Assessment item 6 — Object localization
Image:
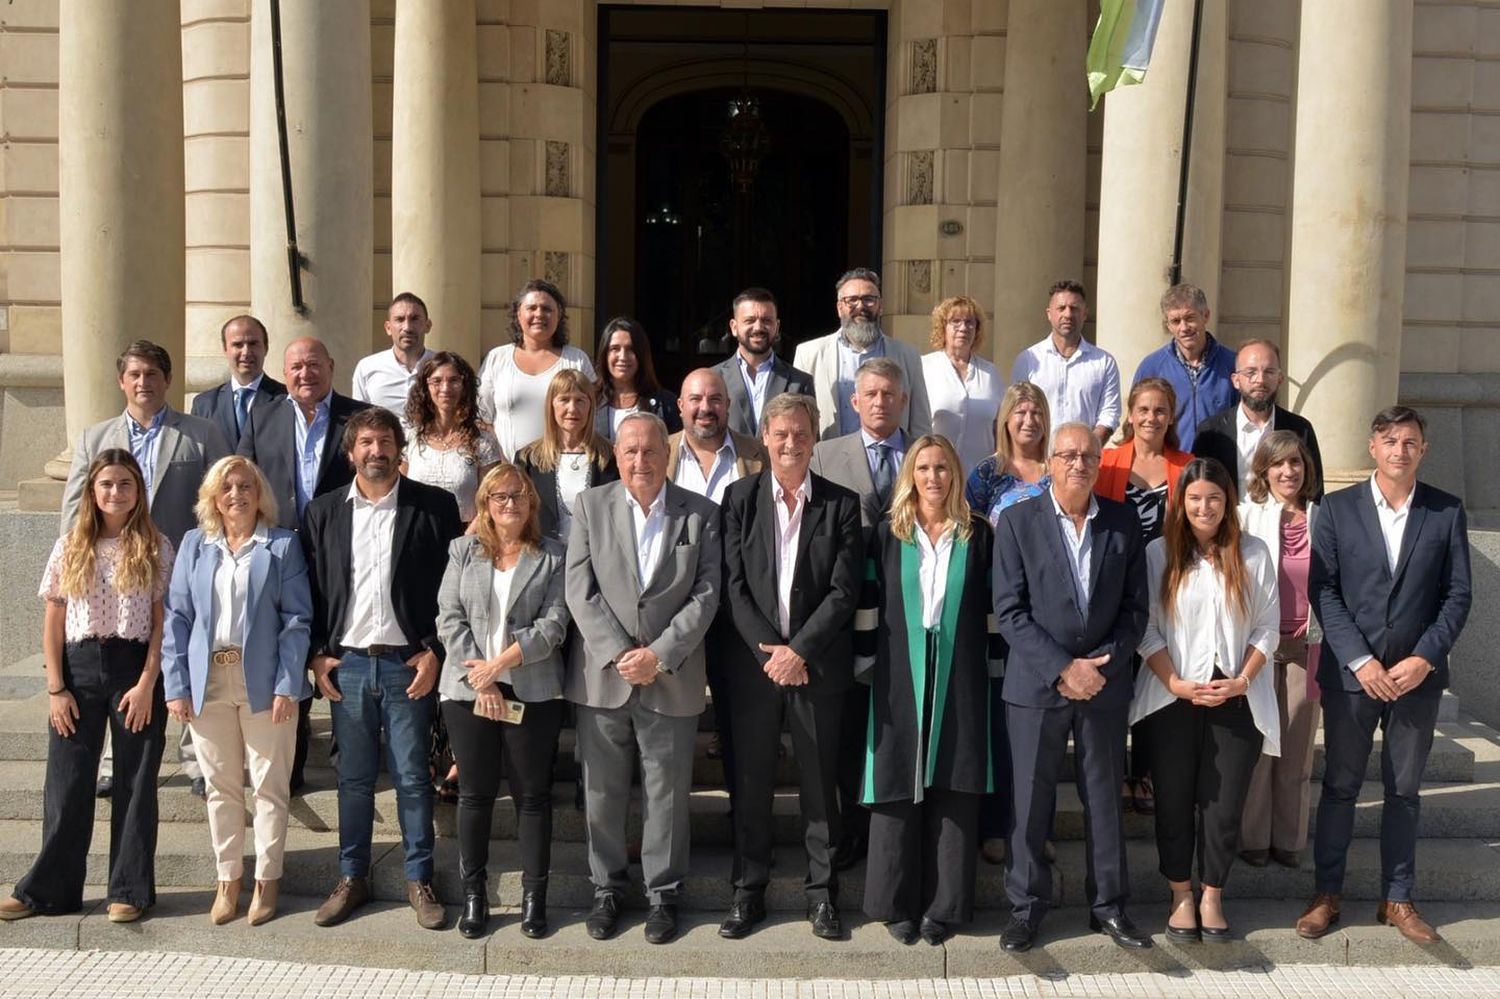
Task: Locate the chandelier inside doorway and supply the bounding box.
[719,16,770,193]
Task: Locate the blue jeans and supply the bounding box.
[328,652,434,881]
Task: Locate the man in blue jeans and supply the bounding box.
[303,407,462,928]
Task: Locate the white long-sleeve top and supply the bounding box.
[1131,534,1283,756]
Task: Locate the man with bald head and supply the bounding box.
[192,314,286,447]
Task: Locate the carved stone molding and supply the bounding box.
[911,39,937,94]
[544,251,569,290]
[545,29,571,87]
[907,150,933,205]
[545,140,570,197]
[908,259,932,297]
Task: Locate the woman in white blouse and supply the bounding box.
[1133,457,1279,943]
[402,351,502,524]
[513,368,618,542]
[477,278,596,458]
[919,296,1002,475]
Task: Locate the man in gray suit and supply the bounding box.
[712,287,815,438]
[564,412,721,945]
[60,339,230,798]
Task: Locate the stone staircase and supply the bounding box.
[0,651,1497,978]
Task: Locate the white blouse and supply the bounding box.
[1132,534,1283,755]
[554,455,593,541]
[485,564,517,661]
[914,524,955,629]
[920,351,1002,475]
[404,429,503,522]
[210,528,269,649]
[476,344,595,458]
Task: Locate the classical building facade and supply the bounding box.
[0,0,1497,511]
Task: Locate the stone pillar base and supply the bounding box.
[1321,468,1373,491]
[17,477,63,513]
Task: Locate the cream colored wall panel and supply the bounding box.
[1400,325,1460,372]
[8,304,60,353]
[936,207,970,257]
[371,22,395,77]
[480,139,512,195]
[477,0,509,24]
[185,135,251,191]
[967,205,996,260]
[1224,97,1289,151]
[1460,327,1500,371]
[7,250,58,301]
[510,85,587,140]
[1473,61,1500,108]
[4,196,57,248]
[183,192,248,247]
[1223,153,1288,208]
[373,138,393,192]
[891,94,942,150]
[1477,7,1500,55]
[1467,167,1500,212]
[477,25,511,81]
[372,81,394,138]
[1230,0,1296,38]
[181,21,249,81]
[509,26,538,83]
[183,79,249,135]
[1410,112,1470,161]
[1412,56,1478,108]
[972,0,1007,32]
[1406,219,1467,269]
[478,82,513,137]
[967,91,1000,146]
[1215,265,1282,324]
[181,0,250,22]
[1463,272,1500,323]
[890,205,939,259]
[1470,115,1500,162]
[942,148,970,204]
[1409,165,1470,214]
[969,148,998,205]
[1404,271,1463,323]
[0,32,58,81]
[1221,211,1286,263]
[1414,3,1476,53]
[186,247,249,304]
[1227,40,1294,98]
[480,253,513,306]
[0,1,58,29]
[0,143,56,195]
[0,89,57,141]
[970,33,1005,90]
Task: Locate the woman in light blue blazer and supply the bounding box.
[437,462,570,941]
[162,455,311,928]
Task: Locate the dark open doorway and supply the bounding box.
[597,6,885,389]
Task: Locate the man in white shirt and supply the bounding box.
[1010,280,1121,447]
[351,292,436,414]
[713,287,816,438]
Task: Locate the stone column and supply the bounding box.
[1285,0,1413,477]
[1094,0,1226,386]
[249,0,373,391]
[53,0,186,477]
[391,0,481,360]
[992,0,1088,369]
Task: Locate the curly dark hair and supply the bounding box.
[403,351,487,463]
[508,278,570,347]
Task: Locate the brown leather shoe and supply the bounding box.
[408,880,446,930]
[248,879,279,926]
[314,876,370,927]
[1377,900,1440,944]
[209,880,241,925]
[1295,892,1340,939]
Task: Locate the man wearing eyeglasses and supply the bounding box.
[793,268,932,441]
[1191,339,1324,500]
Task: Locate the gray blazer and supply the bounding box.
[711,353,815,438]
[563,480,721,717]
[60,406,230,546]
[436,534,570,703]
[810,430,885,530]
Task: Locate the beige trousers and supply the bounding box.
[188,660,297,880]
[1240,637,1322,853]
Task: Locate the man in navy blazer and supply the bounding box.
[191,315,287,448]
[1299,406,1471,945]
[992,423,1150,953]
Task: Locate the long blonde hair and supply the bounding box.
[59,450,163,598]
[993,381,1050,465]
[472,463,543,559]
[516,368,613,474]
[888,435,973,545]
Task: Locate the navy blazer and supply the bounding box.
[192,375,287,448]
[992,492,1149,711]
[236,392,371,532]
[1310,479,1471,695]
[161,526,313,715]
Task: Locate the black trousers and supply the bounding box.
[1141,692,1263,887]
[14,638,165,913]
[978,676,1011,840]
[864,787,979,924]
[836,683,871,844]
[1128,655,1152,782]
[727,671,843,903]
[1006,700,1129,925]
[442,693,565,894]
[1315,686,1440,902]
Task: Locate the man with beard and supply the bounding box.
[1010,280,1121,448]
[303,406,463,929]
[713,287,815,438]
[1131,283,1238,451]
[1192,339,1324,500]
[351,292,436,413]
[794,268,932,440]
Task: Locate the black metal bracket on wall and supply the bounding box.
[269,0,309,315]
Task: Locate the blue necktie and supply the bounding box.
[872,442,894,502]
[235,388,252,432]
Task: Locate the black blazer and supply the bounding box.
[303,475,463,659]
[1310,479,1471,695]
[236,392,371,532]
[713,353,816,438]
[1193,404,1325,500]
[593,389,683,439]
[513,448,620,541]
[720,470,864,695]
[992,492,1149,712]
[192,375,287,448]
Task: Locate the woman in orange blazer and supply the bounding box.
[1095,376,1193,815]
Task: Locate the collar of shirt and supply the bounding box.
[861,427,905,453]
[231,373,265,394]
[1238,406,1273,436]
[124,405,169,435]
[1172,331,1222,370]
[211,523,270,557]
[914,522,955,557]
[290,391,332,428]
[771,471,813,507]
[1049,489,1100,525]
[347,477,401,511]
[738,352,772,379]
[390,347,435,373]
[1369,473,1412,514]
[1044,335,1094,363]
[624,483,668,519]
[837,332,885,360]
[682,433,736,467]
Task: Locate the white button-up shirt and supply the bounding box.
[626,485,669,588]
[673,435,740,505]
[1050,490,1099,613]
[914,523,955,629]
[1011,335,1122,433]
[1235,407,1274,496]
[210,526,268,650]
[351,347,435,414]
[485,564,517,661]
[921,350,1002,474]
[772,473,813,637]
[1348,474,1413,673]
[341,479,407,648]
[737,353,774,431]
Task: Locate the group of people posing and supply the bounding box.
[0,269,1471,958]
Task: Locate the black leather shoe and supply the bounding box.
[718,898,766,939]
[458,893,488,939]
[520,889,547,939]
[1000,915,1036,952]
[919,917,950,945]
[832,836,867,873]
[1090,912,1153,949]
[886,919,919,945]
[809,900,843,940]
[586,892,623,941]
[644,903,678,944]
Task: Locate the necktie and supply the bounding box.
[872,441,894,502]
[235,387,252,432]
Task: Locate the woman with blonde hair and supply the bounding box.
[159,455,311,926]
[437,463,571,940]
[920,296,1002,473]
[0,451,174,923]
[854,435,1002,946]
[1132,457,1280,942]
[513,367,619,541]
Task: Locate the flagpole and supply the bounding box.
[1168,0,1205,286]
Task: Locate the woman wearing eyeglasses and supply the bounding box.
[920,296,1001,474]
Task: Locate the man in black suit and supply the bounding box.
[236,336,370,533]
[992,422,1151,952]
[303,406,463,930]
[1298,405,1471,945]
[191,315,287,447]
[718,392,863,941]
[713,287,815,438]
[1193,338,1323,499]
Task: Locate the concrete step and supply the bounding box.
[1,818,1497,910]
[0,887,1496,977]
